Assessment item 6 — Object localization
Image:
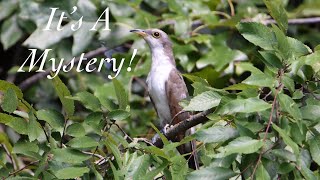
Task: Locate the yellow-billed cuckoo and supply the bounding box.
[130,28,198,169]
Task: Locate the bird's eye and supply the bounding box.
[152,32,161,38]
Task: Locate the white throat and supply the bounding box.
[147,47,175,126]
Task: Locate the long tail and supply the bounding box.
[176,127,199,169]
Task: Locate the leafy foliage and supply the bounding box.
[0,0,320,179]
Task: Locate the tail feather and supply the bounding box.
[175,127,199,170]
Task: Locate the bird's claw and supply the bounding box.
[163,124,173,134]
[151,124,172,144]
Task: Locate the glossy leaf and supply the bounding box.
[237,22,276,50]
[1,88,18,113]
[36,109,64,132]
[66,136,99,149]
[195,126,238,143]
[187,167,236,180]
[217,98,271,115]
[52,75,74,117]
[68,91,101,112]
[184,91,221,111]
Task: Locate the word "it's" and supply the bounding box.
[43,6,110,31]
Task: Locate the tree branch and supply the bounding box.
[152,109,213,147]
[242,17,320,25]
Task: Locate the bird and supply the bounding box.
[130,28,198,169]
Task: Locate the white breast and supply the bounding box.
[147,47,174,126]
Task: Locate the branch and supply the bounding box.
[242,17,320,25]
[250,83,283,179]
[152,109,213,147]
[8,160,39,177]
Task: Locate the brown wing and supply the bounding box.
[165,69,199,169]
[165,68,190,125]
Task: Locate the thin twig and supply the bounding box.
[8,160,39,177]
[227,0,235,16]
[112,121,134,143]
[2,144,16,171]
[60,118,68,148]
[250,83,283,179]
[242,17,320,25]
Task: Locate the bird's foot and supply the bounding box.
[151,124,172,144]
[163,124,170,134]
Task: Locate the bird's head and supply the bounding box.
[130,29,172,50]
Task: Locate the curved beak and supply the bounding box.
[130,29,147,37]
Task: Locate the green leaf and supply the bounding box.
[217,97,271,115]
[282,75,295,93]
[0,0,18,21]
[195,126,238,143]
[52,148,90,164]
[66,123,86,137]
[255,163,271,180]
[215,137,263,157]
[94,84,117,111]
[243,73,275,87]
[0,15,23,50]
[301,105,320,121]
[36,109,64,133]
[286,37,311,58]
[259,51,283,69]
[309,137,320,166]
[210,154,237,168]
[143,162,169,180]
[72,22,97,56]
[278,93,302,121]
[297,149,317,180]
[298,51,320,74]
[271,149,296,162]
[0,80,23,99]
[0,132,13,153]
[126,154,151,179]
[184,91,221,111]
[108,110,130,121]
[278,163,295,174]
[264,0,288,32]
[237,22,276,50]
[105,140,122,168]
[224,83,258,91]
[13,141,38,154]
[187,167,236,180]
[52,75,74,117]
[27,112,44,142]
[196,45,244,72]
[13,141,40,159]
[55,167,90,179]
[272,124,299,156]
[23,21,74,50]
[1,88,18,113]
[66,136,99,149]
[113,79,128,110]
[170,155,188,180]
[272,25,310,60]
[85,112,104,134]
[68,91,101,112]
[6,117,28,135]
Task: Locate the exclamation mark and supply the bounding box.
[127,49,137,72]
